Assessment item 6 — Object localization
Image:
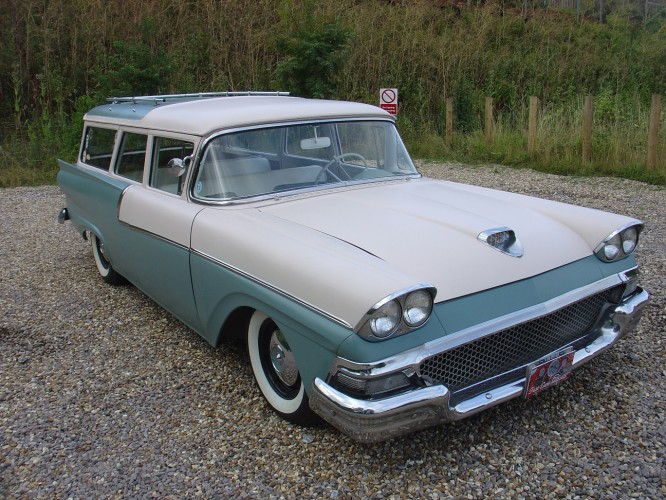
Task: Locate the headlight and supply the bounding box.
[595,223,642,262]
[369,300,401,338]
[621,226,638,254]
[356,285,436,341]
[403,290,433,327]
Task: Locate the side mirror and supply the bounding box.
[166,156,191,177]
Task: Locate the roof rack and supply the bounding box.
[106,91,291,105]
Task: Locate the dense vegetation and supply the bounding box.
[0,0,664,186]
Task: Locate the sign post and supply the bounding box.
[379,88,398,115]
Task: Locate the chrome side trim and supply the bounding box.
[190,248,353,330]
[116,219,190,251]
[114,186,190,251]
[116,184,133,221]
[310,287,650,442]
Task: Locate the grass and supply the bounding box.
[401,100,666,186]
[2,99,664,188]
[0,137,62,188]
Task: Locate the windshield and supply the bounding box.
[192,120,417,201]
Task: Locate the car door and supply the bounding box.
[114,132,204,332]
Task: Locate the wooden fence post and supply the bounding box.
[582,95,593,163]
[485,97,493,144]
[446,97,453,146]
[528,96,538,154]
[647,94,661,169]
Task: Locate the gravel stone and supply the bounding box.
[1,163,664,498]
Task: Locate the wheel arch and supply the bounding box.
[203,293,350,396]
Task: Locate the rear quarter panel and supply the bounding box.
[57,159,130,249]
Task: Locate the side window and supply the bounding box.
[81,127,116,170]
[150,137,194,194]
[115,132,148,182]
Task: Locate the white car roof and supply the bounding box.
[84,94,393,136]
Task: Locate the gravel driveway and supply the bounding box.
[1,163,664,498]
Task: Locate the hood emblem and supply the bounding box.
[478,227,524,258]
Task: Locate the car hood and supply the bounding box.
[259,178,635,303]
[192,178,637,329]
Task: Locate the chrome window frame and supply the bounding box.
[187,117,421,206]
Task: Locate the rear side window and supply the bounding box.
[150,137,194,194]
[115,132,148,182]
[81,127,116,170]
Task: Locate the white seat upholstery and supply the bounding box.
[196,155,321,199]
[223,164,321,198]
[221,156,271,176]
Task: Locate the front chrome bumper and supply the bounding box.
[310,287,650,443]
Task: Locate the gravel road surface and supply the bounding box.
[1,163,664,498]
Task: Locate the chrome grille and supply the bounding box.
[419,286,621,397]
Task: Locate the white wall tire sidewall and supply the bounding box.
[91,234,111,278]
[248,311,305,415]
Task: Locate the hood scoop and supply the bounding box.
[478,227,524,257]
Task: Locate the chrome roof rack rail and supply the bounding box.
[106,91,291,105]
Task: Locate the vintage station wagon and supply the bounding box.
[57,92,650,442]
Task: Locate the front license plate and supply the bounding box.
[524,350,575,400]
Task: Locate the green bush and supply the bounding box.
[274,2,352,98]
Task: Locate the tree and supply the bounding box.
[274,3,353,99]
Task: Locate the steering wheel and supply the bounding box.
[314,153,369,185]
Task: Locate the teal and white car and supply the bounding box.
[57,92,650,442]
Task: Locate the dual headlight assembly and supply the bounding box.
[356,286,436,341]
[595,223,642,263]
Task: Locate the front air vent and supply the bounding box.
[478,227,524,257]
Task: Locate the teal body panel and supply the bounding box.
[112,227,202,331]
[336,254,637,363]
[57,159,130,240]
[433,254,636,334]
[57,160,201,332]
[87,104,154,121]
[190,252,354,391]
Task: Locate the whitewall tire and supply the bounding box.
[90,233,125,286]
[247,311,317,425]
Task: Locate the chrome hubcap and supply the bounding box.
[269,329,298,387]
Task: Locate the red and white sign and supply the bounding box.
[379,88,398,115]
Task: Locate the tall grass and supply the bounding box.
[0,0,664,186]
[401,95,666,184]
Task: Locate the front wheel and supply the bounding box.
[90,233,126,285]
[247,311,318,425]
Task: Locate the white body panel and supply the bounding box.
[190,178,637,327]
[191,206,420,327]
[118,186,203,247]
[85,97,391,136]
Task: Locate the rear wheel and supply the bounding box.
[90,233,125,285]
[247,311,318,425]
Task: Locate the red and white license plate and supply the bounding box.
[524,349,575,400]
